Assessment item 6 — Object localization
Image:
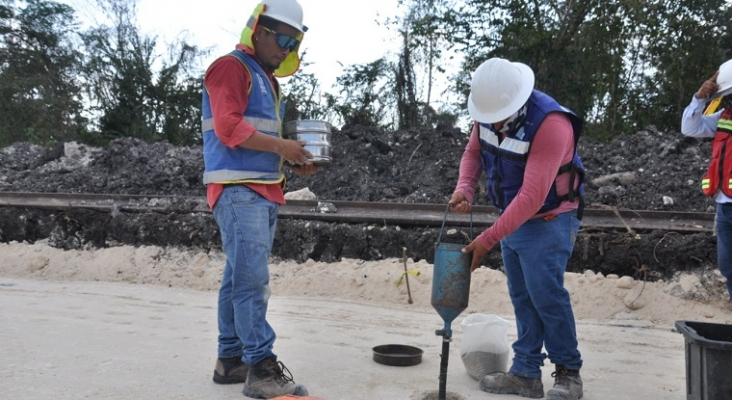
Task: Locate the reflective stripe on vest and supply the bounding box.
[719,118,732,132]
[478,126,530,163]
[201,116,281,136]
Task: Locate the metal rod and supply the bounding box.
[402,247,413,304]
[438,338,450,400]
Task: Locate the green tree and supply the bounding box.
[638,0,732,132]
[327,58,395,130]
[445,0,631,134]
[399,0,731,140]
[395,30,419,129]
[401,0,455,101]
[281,53,332,124]
[390,0,459,129]
[0,0,86,147]
[79,0,206,145]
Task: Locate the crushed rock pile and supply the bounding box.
[0,124,721,286]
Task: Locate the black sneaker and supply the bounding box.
[242,357,308,399]
[213,357,249,384]
[479,371,544,398]
[546,365,583,400]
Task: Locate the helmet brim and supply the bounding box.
[268,16,304,33]
[468,62,535,124]
[712,84,732,100]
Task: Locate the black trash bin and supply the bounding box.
[675,320,732,400]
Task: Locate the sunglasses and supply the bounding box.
[261,26,300,52]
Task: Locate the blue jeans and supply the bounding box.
[716,203,732,299]
[212,185,278,366]
[500,211,582,378]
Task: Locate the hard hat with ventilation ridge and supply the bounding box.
[468,58,535,123]
[261,0,306,32]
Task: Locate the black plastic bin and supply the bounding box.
[675,320,732,400]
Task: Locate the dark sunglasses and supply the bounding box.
[261,26,299,52]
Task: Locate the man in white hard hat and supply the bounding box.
[201,0,317,398]
[681,58,732,307]
[449,58,586,400]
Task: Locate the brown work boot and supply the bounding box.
[479,371,544,398]
[212,356,248,384]
[546,365,583,400]
[241,357,308,399]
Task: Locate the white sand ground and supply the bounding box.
[2,241,732,400]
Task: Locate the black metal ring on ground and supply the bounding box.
[372,344,424,366]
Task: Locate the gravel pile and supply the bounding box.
[0,123,720,283]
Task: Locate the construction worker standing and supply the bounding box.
[449,58,586,400]
[681,59,732,307]
[201,0,317,398]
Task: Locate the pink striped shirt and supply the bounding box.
[454,113,580,251]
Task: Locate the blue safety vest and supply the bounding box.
[201,50,284,185]
[478,90,585,215]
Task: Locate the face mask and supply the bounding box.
[498,104,528,135]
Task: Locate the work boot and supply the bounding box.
[212,356,249,384]
[546,365,583,400]
[479,371,544,398]
[241,357,308,399]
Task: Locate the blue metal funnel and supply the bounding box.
[431,242,471,339]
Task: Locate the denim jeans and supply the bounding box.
[500,211,582,379]
[212,185,278,366]
[716,203,732,300]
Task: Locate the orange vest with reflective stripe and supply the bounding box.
[702,107,732,196]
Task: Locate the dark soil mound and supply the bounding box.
[0,124,719,281]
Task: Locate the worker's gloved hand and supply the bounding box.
[462,238,488,272]
[696,70,720,99]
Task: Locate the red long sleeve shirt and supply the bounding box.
[454,113,580,251]
[204,45,285,210]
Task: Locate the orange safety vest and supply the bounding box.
[702,107,732,196]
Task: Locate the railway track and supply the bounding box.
[0,191,714,233]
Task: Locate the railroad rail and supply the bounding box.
[0,191,714,233]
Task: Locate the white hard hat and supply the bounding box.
[261,0,306,32]
[468,58,535,123]
[714,59,732,99]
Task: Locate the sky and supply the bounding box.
[63,0,462,122]
[134,0,404,90]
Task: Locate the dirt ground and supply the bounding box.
[2,241,732,400]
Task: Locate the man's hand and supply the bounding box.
[696,71,720,99]
[449,192,471,213]
[461,238,489,272]
[279,139,313,165]
[287,163,319,176]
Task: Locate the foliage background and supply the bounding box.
[1,0,731,148]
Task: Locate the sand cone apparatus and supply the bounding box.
[431,204,473,400]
